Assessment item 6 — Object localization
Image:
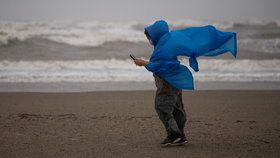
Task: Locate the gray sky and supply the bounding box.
[0,0,279,22]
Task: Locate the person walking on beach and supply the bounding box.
[133,22,187,147]
[133,20,237,147]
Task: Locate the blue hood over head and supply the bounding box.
[145,20,169,46]
[144,20,238,90]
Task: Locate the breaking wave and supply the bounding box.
[0,59,279,83]
[0,19,280,54]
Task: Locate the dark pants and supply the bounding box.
[155,93,186,139]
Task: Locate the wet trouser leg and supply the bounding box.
[155,94,186,139]
[173,93,186,137]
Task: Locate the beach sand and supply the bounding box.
[0,90,280,157]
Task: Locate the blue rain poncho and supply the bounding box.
[144,20,237,90]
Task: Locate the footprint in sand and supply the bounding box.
[235,120,243,123]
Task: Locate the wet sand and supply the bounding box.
[1,81,280,92]
[0,90,280,157]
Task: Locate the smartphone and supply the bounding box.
[130,54,136,60]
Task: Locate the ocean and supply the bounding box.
[0,19,280,92]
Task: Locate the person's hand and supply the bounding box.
[134,59,149,66]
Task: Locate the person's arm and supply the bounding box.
[134,58,150,66]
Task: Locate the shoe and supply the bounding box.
[160,136,182,147]
[160,138,172,147]
[171,137,188,146]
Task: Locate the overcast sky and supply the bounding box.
[0,0,279,22]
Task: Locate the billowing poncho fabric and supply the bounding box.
[144,20,237,90]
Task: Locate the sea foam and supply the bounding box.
[0,59,279,83]
[1,20,279,51]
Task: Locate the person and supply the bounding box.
[133,20,237,147]
[134,28,188,147]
